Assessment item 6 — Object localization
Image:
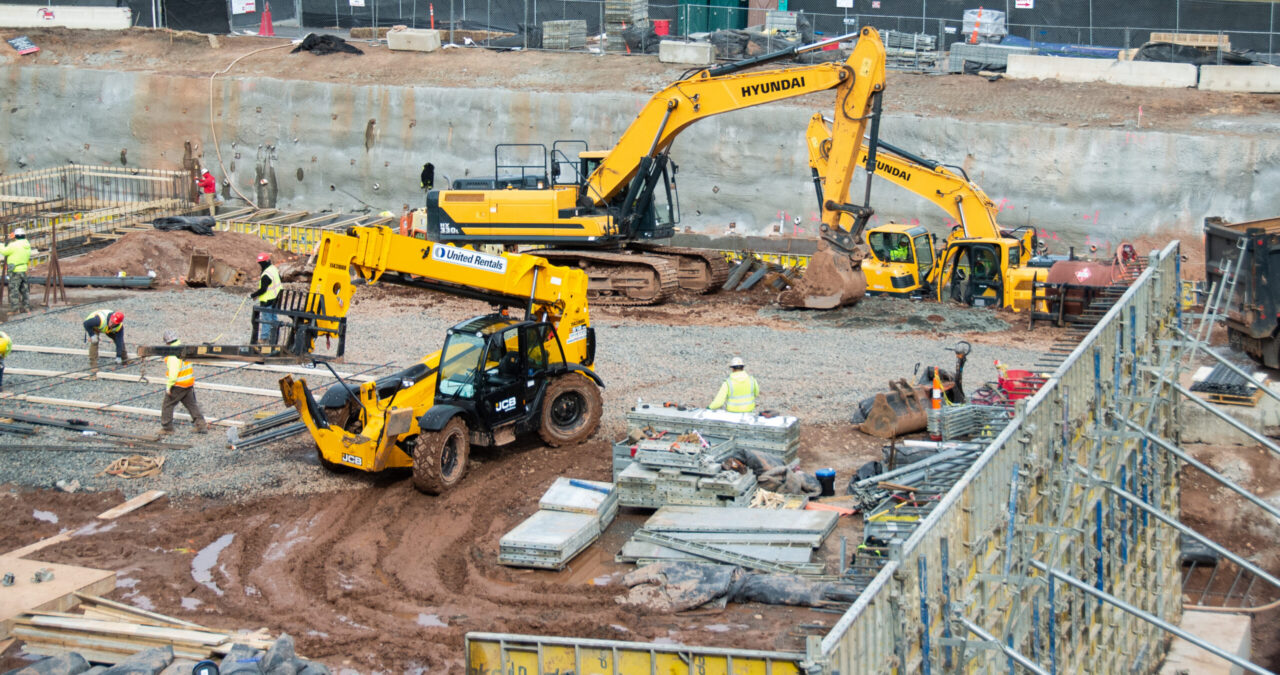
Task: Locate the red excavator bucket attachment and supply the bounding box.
[777,245,866,309]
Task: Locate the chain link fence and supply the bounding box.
[275,0,1276,62]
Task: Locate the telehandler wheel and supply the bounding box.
[411,416,471,495]
[538,374,603,447]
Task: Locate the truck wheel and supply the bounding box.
[538,374,602,447]
[411,416,470,495]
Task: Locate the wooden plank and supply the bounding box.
[6,368,278,397]
[0,558,115,640]
[18,615,230,646]
[74,594,207,630]
[3,532,74,560]
[11,345,374,380]
[0,394,245,428]
[95,490,166,520]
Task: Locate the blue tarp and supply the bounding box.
[1001,35,1121,60]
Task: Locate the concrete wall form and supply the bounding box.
[2,65,1279,245]
[811,242,1185,673]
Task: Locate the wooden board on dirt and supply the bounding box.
[96,490,167,520]
[0,557,115,639]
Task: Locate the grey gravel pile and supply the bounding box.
[0,288,1044,501]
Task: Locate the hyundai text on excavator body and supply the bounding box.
[805,114,1044,311]
[276,226,603,494]
[424,28,889,308]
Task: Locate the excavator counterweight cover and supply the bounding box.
[777,246,866,309]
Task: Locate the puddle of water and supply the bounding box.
[192,533,235,597]
[74,521,117,536]
[32,510,57,524]
[181,597,203,610]
[130,595,155,611]
[115,577,139,589]
[703,623,748,633]
[416,613,447,628]
[610,624,629,633]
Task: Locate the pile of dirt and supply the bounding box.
[42,230,300,287]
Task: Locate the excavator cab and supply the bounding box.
[862,224,937,297]
[937,242,1005,308]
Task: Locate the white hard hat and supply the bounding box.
[12,228,24,237]
[729,356,745,368]
[163,330,179,344]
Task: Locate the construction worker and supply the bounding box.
[83,309,126,372]
[1,227,33,314]
[196,167,217,216]
[249,252,283,343]
[160,330,208,435]
[0,330,10,389]
[709,356,760,413]
[890,235,911,262]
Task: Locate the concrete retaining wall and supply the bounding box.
[1,65,1279,246]
[0,4,132,30]
[1007,54,1199,88]
[1200,64,1280,93]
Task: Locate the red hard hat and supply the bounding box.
[256,253,271,263]
[108,311,124,326]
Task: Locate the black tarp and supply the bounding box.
[1133,42,1258,65]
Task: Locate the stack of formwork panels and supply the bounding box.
[617,462,756,508]
[499,478,618,569]
[947,42,1036,73]
[625,404,800,465]
[605,0,647,52]
[617,505,837,574]
[542,20,588,50]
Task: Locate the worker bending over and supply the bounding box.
[249,253,283,343]
[1,227,33,314]
[0,330,10,389]
[83,309,126,372]
[159,330,208,434]
[709,356,760,413]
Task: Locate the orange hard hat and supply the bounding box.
[109,311,124,326]
[256,253,271,263]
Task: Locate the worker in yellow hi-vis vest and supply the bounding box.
[1,228,34,314]
[249,252,283,344]
[0,330,11,390]
[159,330,208,435]
[709,356,760,413]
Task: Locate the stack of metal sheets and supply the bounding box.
[617,506,838,574]
[542,20,587,50]
[499,477,618,569]
[626,404,800,465]
[617,463,756,508]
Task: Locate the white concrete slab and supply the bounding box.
[1158,609,1251,675]
[387,28,442,52]
[0,4,131,30]
[1007,54,1197,88]
[1200,65,1280,93]
[659,40,714,66]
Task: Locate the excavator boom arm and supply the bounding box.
[584,28,887,213]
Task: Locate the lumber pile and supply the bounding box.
[9,593,311,668]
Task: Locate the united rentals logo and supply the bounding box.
[874,160,911,182]
[431,243,508,274]
[741,76,805,98]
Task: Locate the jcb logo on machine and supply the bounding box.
[341,453,363,467]
[741,76,805,98]
[494,397,517,413]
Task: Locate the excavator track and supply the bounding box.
[629,244,732,294]
[531,249,680,306]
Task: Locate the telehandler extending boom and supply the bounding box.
[425,28,889,309]
[277,226,602,494]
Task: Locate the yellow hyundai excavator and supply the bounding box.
[276,226,602,494]
[805,114,1044,310]
[424,28,889,308]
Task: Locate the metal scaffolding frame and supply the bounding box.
[813,242,1189,673]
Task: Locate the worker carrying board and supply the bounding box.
[708,356,760,413]
[159,330,208,435]
[83,309,126,372]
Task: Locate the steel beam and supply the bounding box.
[954,616,1048,675]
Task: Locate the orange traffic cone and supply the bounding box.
[259,1,275,37]
[929,369,944,441]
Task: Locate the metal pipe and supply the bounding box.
[1164,376,1280,460]
[1030,561,1275,675]
[1101,479,1280,591]
[1172,326,1280,405]
[954,615,1049,675]
[1120,417,1280,522]
[29,276,156,288]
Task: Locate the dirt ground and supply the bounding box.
[33,230,301,286]
[1,27,1277,136]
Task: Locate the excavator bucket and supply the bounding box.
[857,380,929,439]
[777,245,866,309]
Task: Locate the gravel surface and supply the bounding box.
[0,287,1045,500]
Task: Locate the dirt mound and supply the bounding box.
[43,230,300,287]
